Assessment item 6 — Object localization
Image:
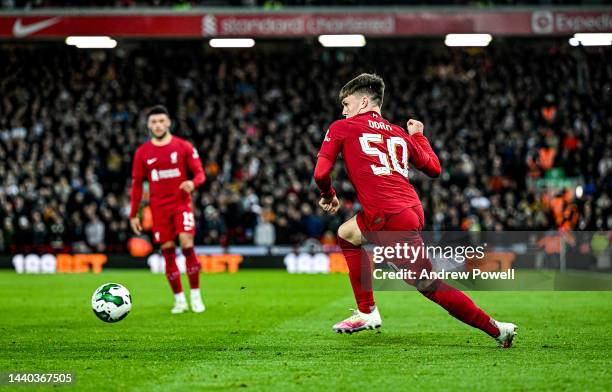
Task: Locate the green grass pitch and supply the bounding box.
[1,270,611,391]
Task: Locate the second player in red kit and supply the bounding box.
[314,74,517,347]
[131,131,203,244]
[129,105,206,314]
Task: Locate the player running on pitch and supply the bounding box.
[129,105,206,314]
[314,74,517,347]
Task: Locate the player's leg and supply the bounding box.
[153,209,187,314]
[385,206,516,347]
[419,280,516,347]
[338,215,374,313]
[333,215,381,334]
[176,208,204,313]
[160,240,188,314]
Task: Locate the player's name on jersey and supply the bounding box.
[373,268,516,281]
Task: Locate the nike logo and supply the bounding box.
[147,158,157,165]
[13,17,61,38]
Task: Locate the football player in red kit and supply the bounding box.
[314,74,517,347]
[129,105,206,314]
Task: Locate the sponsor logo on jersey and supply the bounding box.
[368,120,393,131]
[151,168,181,182]
[170,152,178,164]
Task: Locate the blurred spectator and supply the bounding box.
[85,214,106,252]
[254,216,276,246]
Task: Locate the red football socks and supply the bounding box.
[182,247,201,289]
[420,280,500,338]
[383,231,500,338]
[338,237,375,314]
[162,247,183,294]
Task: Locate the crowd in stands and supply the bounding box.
[0,40,610,253]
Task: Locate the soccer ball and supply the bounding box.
[91,283,132,323]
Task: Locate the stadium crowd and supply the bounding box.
[0,40,610,253]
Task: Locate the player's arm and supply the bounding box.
[180,143,206,193]
[405,119,441,178]
[129,148,146,235]
[314,124,343,214]
[314,156,336,199]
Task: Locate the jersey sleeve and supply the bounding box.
[184,140,206,188]
[314,121,346,199]
[129,147,146,218]
[317,121,345,164]
[406,133,441,178]
[313,156,336,199]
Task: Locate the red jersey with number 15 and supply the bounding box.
[317,111,440,219]
[130,136,205,217]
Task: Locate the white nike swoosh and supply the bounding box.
[13,17,61,38]
[147,159,157,165]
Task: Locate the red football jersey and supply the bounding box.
[130,136,205,217]
[317,111,440,218]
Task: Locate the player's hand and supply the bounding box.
[319,196,340,215]
[179,180,195,193]
[130,217,143,235]
[407,119,424,136]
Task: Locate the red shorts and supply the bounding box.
[356,204,424,233]
[357,205,430,286]
[151,204,196,244]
